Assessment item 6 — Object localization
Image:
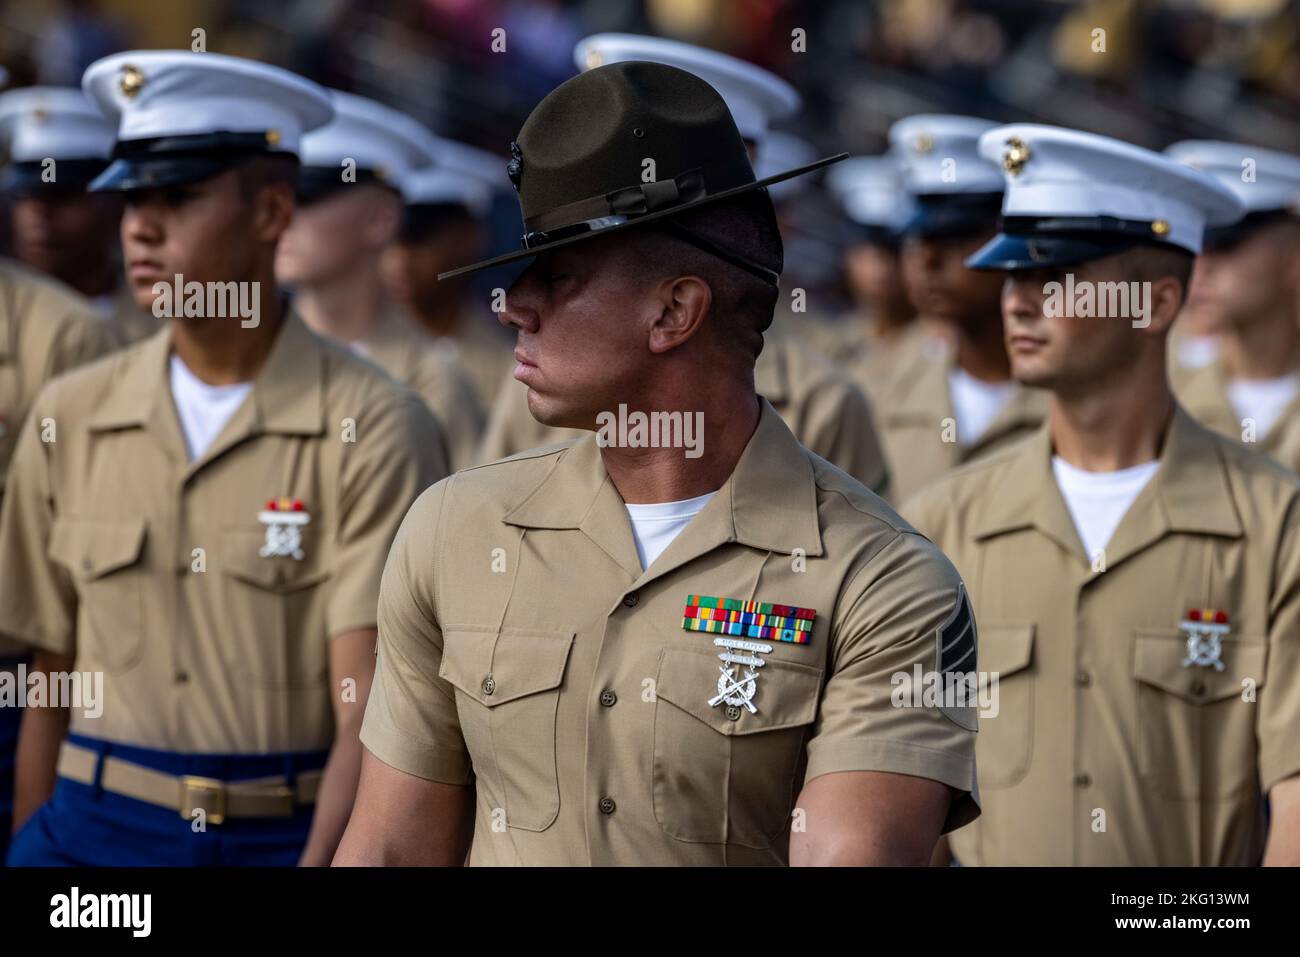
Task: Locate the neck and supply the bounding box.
[1049,360,1173,470]
[1219,306,1300,380]
[64,256,118,299]
[410,282,467,337]
[296,260,386,344]
[600,379,760,504]
[955,319,1012,382]
[170,274,285,385]
[862,297,914,342]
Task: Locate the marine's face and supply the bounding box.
[11,191,120,281]
[119,169,261,312]
[1001,254,1139,392]
[843,241,905,309]
[1183,222,1300,333]
[500,238,656,431]
[903,230,1003,329]
[276,189,372,286]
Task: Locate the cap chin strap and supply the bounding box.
[659,220,780,287]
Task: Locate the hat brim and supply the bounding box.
[966,232,1143,271]
[89,154,251,193]
[437,151,848,280]
[2,159,110,195]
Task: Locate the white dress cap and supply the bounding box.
[889,114,1003,195]
[300,90,439,185]
[0,86,116,162]
[1165,140,1300,216]
[400,137,505,216]
[826,154,916,231]
[574,33,798,143]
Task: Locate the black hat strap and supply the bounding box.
[659,220,780,287]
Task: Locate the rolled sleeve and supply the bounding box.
[804,530,980,831]
[359,481,471,785]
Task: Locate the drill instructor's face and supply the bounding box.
[500,240,655,432]
[1183,223,1300,334]
[119,168,286,313]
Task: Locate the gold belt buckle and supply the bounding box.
[180,775,228,825]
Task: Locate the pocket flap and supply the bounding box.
[1133,630,1265,703]
[978,624,1035,678]
[655,646,823,736]
[48,517,146,579]
[440,627,574,706]
[220,527,327,591]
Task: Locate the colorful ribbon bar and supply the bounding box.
[682,595,815,644]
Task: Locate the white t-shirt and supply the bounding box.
[948,367,1016,446]
[1176,333,1221,370]
[1051,456,1159,560]
[1226,373,1300,439]
[624,491,717,570]
[169,354,254,461]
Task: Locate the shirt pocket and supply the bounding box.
[651,645,823,849]
[218,526,332,690]
[47,517,147,674]
[1132,629,1266,801]
[438,625,575,832]
[974,624,1035,790]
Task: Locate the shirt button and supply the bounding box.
[1074,772,1091,788]
[598,797,616,815]
[725,704,742,721]
[1075,670,1091,687]
[81,557,93,572]
[1191,679,1207,697]
[622,592,639,608]
[599,690,617,708]
[482,675,496,696]
[175,671,189,684]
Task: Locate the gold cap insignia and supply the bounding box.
[913,133,934,154]
[32,107,48,122]
[1151,219,1170,236]
[119,64,144,99]
[265,128,281,147]
[584,49,604,71]
[1002,136,1031,176]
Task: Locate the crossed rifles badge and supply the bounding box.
[1178,608,1230,671]
[682,595,815,716]
[258,498,310,561]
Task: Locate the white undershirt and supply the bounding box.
[624,491,717,570]
[1052,456,1159,560]
[1226,374,1300,439]
[168,354,254,461]
[1176,333,1220,370]
[948,367,1016,446]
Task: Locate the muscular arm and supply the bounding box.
[298,628,378,866]
[789,770,955,866]
[11,650,74,832]
[1263,774,1300,865]
[333,748,474,866]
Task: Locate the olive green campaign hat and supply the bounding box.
[438,60,846,281]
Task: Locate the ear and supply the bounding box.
[362,192,402,250]
[252,181,296,244]
[647,275,711,355]
[1143,274,1184,336]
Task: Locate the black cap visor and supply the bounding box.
[2,159,110,196]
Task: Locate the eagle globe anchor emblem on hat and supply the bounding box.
[1178,609,1230,671]
[258,498,310,561]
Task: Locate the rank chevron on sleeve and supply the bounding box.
[681,595,815,644]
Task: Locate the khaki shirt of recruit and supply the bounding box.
[97,280,161,349]
[876,328,1047,504]
[361,398,979,866]
[0,259,114,657]
[476,325,891,497]
[1175,356,1300,476]
[0,312,448,753]
[903,408,1300,866]
[359,309,486,471]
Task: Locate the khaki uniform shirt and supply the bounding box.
[904,409,1300,865]
[1,259,114,656]
[877,331,1046,504]
[360,309,486,471]
[427,310,515,411]
[476,326,891,496]
[95,281,160,348]
[1175,357,1300,475]
[848,319,934,408]
[0,313,447,752]
[361,399,979,865]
